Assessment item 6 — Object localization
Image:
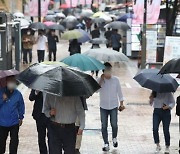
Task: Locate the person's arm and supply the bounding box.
[29,90,37,101]
[164,93,175,110]
[98,74,104,86]
[56,36,59,42]
[116,78,125,110]
[18,93,25,126]
[0,91,5,108]
[75,97,85,130]
[45,36,49,51]
[42,94,51,118]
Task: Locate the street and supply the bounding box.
[5,40,180,154]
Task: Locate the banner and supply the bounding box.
[79,0,93,5]
[163,36,180,65]
[132,0,161,24]
[28,0,50,17]
[65,0,78,7]
[146,30,157,63]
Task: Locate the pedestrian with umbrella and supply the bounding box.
[134,69,178,153]
[90,24,100,49]
[35,30,48,63]
[0,71,25,154]
[110,29,122,52]
[47,30,59,61]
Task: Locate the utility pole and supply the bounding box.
[38,0,41,22]
[141,0,147,69]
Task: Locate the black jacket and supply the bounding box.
[29,90,44,120]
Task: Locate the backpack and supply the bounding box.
[176,96,180,116]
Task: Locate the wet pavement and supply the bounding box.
[5,40,180,154]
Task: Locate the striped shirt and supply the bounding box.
[43,94,85,129]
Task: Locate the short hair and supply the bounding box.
[104,62,112,68]
[94,24,98,29]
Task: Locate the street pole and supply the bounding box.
[38,0,41,22]
[70,0,72,8]
[141,0,147,69]
[126,0,128,13]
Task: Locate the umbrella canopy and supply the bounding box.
[48,24,65,31]
[14,18,30,28]
[61,30,83,40]
[29,22,47,30]
[159,58,180,74]
[17,63,100,97]
[117,13,133,22]
[61,53,105,71]
[83,48,129,62]
[81,9,93,18]
[105,21,130,30]
[44,21,56,26]
[77,29,91,43]
[91,18,106,24]
[44,15,56,22]
[56,12,66,18]
[41,61,68,67]
[64,15,77,22]
[89,38,107,44]
[13,12,24,19]
[93,12,105,18]
[133,69,179,93]
[99,14,112,22]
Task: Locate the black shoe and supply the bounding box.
[113,138,118,148]
[102,144,110,151]
[75,149,80,154]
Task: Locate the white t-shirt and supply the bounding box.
[37,35,48,50]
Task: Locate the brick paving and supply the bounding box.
[5,40,180,154]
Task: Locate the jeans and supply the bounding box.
[153,108,171,146]
[37,50,45,63]
[113,47,120,52]
[48,122,76,154]
[0,124,19,154]
[100,107,118,144]
[35,115,50,154]
[48,49,56,61]
[23,49,32,63]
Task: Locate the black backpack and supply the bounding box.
[176,96,180,116]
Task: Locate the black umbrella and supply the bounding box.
[17,63,100,97]
[48,24,65,31]
[29,22,47,30]
[159,58,180,74]
[133,69,179,93]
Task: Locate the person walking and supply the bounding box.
[149,91,175,153]
[0,76,25,154]
[90,24,100,49]
[43,94,85,154]
[104,28,112,48]
[22,29,35,64]
[29,90,49,154]
[47,30,59,61]
[97,62,125,151]
[111,29,121,52]
[36,30,48,63]
[68,39,81,56]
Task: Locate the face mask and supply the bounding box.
[104,70,112,76]
[7,82,17,90]
[27,31,31,35]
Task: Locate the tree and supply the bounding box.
[166,0,180,36]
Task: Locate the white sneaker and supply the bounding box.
[102,144,110,151]
[164,146,170,154]
[155,145,161,153]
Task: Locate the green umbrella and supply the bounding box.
[61,30,83,40]
[61,53,105,71]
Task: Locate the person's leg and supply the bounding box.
[9,124,19,154]
[48,122,63,154]
[37,50,41,63]
[0,126,9,154]
[41,50,45,62]
[36,118,48,154]
[29,49,32,63]
[62,125,76,154]
[23,49,28,64]
[53,50,56,61]
[153,109,162,145]
[49,50,52,61]
[100,108,109,144]
[162,110,171,147]
[110,107,118,139]
[95,71,99,77]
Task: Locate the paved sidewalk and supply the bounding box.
[5,40,180,154]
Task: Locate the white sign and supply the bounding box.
[146,30,157,63]
[163,36,180,64]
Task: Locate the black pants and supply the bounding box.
[35,116,50,154]
[113,47,120,52]
[0,124,19,154]
[49,49,57,61]
[23,49,32,64]
[37,50,45,63]
[48,122,76,154]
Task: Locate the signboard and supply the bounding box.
[146,30,157,63]
[163,36,180,64]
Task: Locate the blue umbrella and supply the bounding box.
[77,29,91,43]
[117,13,133,22]
[133,69,179,93]
[61,53,105,71]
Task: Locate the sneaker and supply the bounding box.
[113,138,118,148]
[155,145,161,153]
[102,144,110,152]
[164,146,170,154]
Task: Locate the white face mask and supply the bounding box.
[7,82,17,90]
[27,31,31,35]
